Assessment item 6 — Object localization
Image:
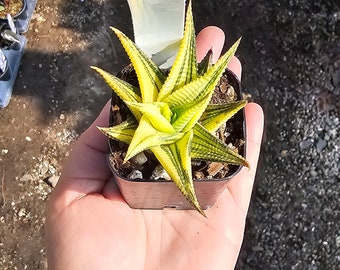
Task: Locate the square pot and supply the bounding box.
[107,68,246,210]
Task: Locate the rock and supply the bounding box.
[127,170,143,180]
[151,165,171,180]
[20,174,32,182]
[272,213,282,220]
[39,161,50,176]
[316,139,327,153]
[299,139,313,150]
[331,68,340,86]
[131,152,148,165]
[207,162,225,177]
[43,176,59,188]
[336,235,340,248]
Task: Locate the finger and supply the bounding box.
[196,26,242,81]
[227,56,242,81]
[227,103,264,214]
[196,26,225,63]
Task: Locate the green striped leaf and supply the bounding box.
[164,38,241,109]
[151,130,206,216]
[98,117,137,144]
[197,49,213,76]
[125,116,184,162]
[111,27,166,102]
[157,0,197,101]
[126,102,175,133]
[91,67,142,120]
[192,123,249,167]
[172,94,211,132]
[200,100,247,133]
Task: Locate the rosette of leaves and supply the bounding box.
[92,1,248,216]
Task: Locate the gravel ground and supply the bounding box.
[0,0,339,269]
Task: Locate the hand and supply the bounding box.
[46,26,264,270]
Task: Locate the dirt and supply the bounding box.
[0,0,339,269]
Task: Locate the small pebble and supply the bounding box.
[151,165,171,180]
[44,176,59,188]
[316,139,327,153]
[20,174,32,182]
[299,139,313,150]
[131,152,148,165]
[127,169,143,180]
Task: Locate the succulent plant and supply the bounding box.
[92,1,248,216]
[0,1,8,10]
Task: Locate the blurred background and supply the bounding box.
[0,0,339,268]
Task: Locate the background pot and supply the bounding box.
[0,22,21,49]
[107,68,246,210]
[0,0,27,21]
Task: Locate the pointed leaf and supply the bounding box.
[157,0,197,101]
[125,116,183,162]
[98,117,137,144]
[172,94,210,132]
[91,66,142,120]
[197,49,213,76]
[192,123,249,167]
[164,38,241,109]
[200,100,247,133]
[126,102,175,133]
[111,27,166,102]
[151,130,206,216]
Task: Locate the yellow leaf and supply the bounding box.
[152,130,206,216]
[125,116,183,162]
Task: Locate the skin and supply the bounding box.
[45,26,264,270]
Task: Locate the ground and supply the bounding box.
[0,0,339,269]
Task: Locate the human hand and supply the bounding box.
[45,26,264,270]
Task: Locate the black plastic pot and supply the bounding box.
[0,22,20,49]
[107,68,246,210]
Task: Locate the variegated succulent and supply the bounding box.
[92,1,248,216]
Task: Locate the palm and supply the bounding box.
[46,27,264,270]
[48,182,245,270]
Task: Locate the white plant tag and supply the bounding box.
[127,0,185,66]
[7,14,17,34]
[0,49,7,73]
